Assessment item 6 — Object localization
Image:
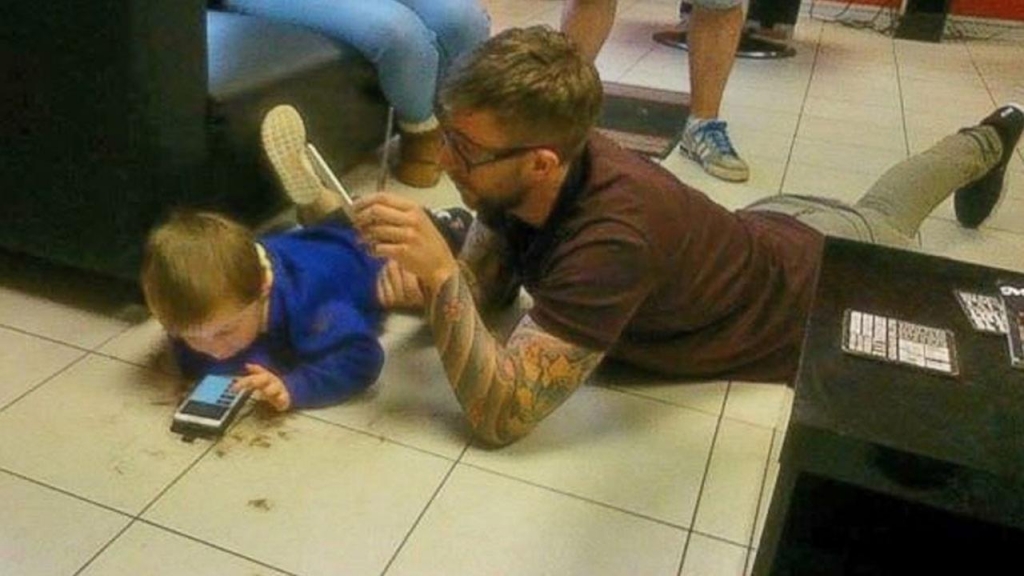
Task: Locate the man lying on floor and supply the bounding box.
[350,26,1022,446]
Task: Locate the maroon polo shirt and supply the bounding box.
[499,133,824,383]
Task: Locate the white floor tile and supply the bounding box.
[97,316,181,376]
[0,471,130,576]
[463,385,718,527]
[900,79,995,117]
[0,254,137,349]
[724,125,796,162]
[805,77,901,109]
[724,381,794,430]
[144,415,453,576]
[307,317,472,459]
[752,429,786,551]
[79,522,290,576]
[680,533,748,576]
[1001,168,1024,206]
[722,85,806,115]
[388,464,687,576]
[919,217,1024,273]
[596,362,728,418]
[0,355,205,514]
[721,105,801,138]
[800,97,903,129]
[782,162,882,204]
[693,418,773,544]
[0,326,84,409]
[620,45,691,92]
[981,197,1024,235]
[796,114,907,152]
[789,138,907,176]
[597,42,657,82]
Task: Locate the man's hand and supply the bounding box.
[232,363,291,411]
[377,259,426,311]
[353,193,458,294]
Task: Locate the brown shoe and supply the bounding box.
[395,128,443,188]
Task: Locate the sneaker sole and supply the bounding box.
[680,146,751,182]
[260,105,321,205]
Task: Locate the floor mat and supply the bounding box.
[597,82,690,159]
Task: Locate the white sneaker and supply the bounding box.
[679,119,750,182]
[260,105,323,206]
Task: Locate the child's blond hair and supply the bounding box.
[140,210,264,332]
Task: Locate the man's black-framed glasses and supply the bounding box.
[440,127,555,172]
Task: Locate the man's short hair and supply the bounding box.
[438,25,603,161]
[140,210,263,332]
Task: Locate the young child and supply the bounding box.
[142,104,471,411]
[141,209,385,411]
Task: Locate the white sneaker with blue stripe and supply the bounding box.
[679,118,750,182]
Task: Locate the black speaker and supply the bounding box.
[895,0,951,43]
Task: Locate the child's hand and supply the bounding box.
[377,259,426,311]
[233,363,291,411]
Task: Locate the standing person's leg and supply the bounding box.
[560,0,618,63]
[396,0,490,188]
[221,0,445,187]
[400,0,490,67]
[679,0,749,183]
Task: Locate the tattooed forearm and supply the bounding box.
[459,221,518,312]
[428,271,604,446]
[456,261,484,308]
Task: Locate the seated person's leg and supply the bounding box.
[223,0,448,188]
[401,0,491,66]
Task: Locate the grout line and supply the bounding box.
[132,438,219,520]
[91,320,137,353]
[379,444,469,576]
[892,27,911,159]
[0,349,89,416]
[675,380,729,575]
[599,381,729,420]
[456,459,709,535]
[965,42,1002,112]
[72,520,138,576]
[743,428,782,571]
[619,44,659,82]
[0,467,135,520]
[118,517,303,576]
[299,410,470,462]
[0,322,94,353]
[777,17,825,195]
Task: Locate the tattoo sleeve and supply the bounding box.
[428,270,604,446]
[458,220,518,312]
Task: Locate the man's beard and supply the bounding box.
[472,183,529,225]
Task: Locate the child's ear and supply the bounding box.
[260,267,273,298]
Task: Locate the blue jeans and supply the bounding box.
[221,0,490,125]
